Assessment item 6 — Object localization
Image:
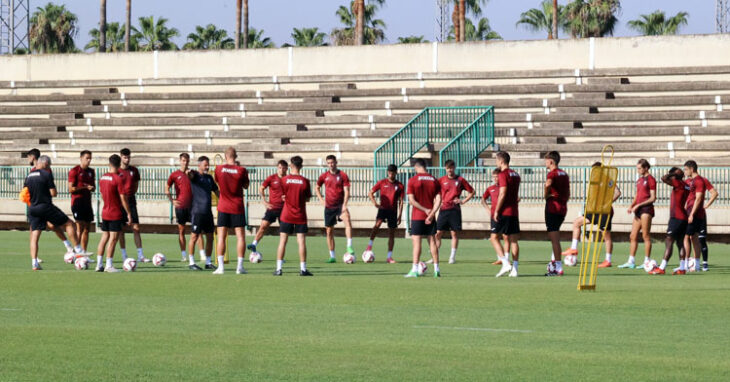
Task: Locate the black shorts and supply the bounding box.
[324,207,343,227]
[101,219,124,232]
[28,204,69,231]
[545,211,566,233]
[411,220,436,236]
[667,218,687,241]
[217,212,246,228]
[192,213,215,234]
[175,208,191,225]
[126,203,140,224]
[491,215,520,235]
[71,201,94,223]
[686,218,707,236]
[280,221,308,235]
[585,213,613,232]
[262,209,282,223]
[376,208,398,229]
[634,205,655,219]
[437,208,462,232]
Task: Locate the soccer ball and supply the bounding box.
[123,258,137,272]
[564,254,577,267]
[152,253,167,267]
[417,261,428,276]
[343,253,356,264]
[74,257,89,270]
[361,250,375,263]
[687,257,696,270]
[64,252,76,264]
[643,259,658,273]
[546,261,557,273]
[249,251,263,263]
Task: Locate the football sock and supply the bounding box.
[189,255,196,266]
[121,249,128,259]
[199,249,206,258]
[679,259,686,270]
[300,262,307,272]
[644,256,650,265]
[367,240,373,248]
[551,252,555,261]
[347,238,353,248]
[555,260,563,272]
[571,239,579,250]
[276,260,283,271]
[181,250,187,259]
[512,260,519,272]
[387,251,393,259]
[96,255,102,265]
[411,263,418,273]
[659,259,667,270]
[237,257,244,269]
[628,255,635,264]
[63,240,73,251]
[499,256,510,266]
[699,237,708,262]
[450,248,457,257]
[216,256,224,269]
[205,256,212,265]
[434,263,440,273]
[252,240,258,247]
[605,253,612,262]
[74,245,83,254]
[32,258,38,267]
[137,248,144,258]
[329,250,336,258]
[106,257,113,268]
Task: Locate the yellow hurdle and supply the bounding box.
[212,154,230,265]
[578,145,618,291]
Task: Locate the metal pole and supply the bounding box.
[10,0,14,54]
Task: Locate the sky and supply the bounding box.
[52,0,718,50]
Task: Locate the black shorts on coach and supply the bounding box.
[324,206,342,227]
[491,215,520,235]
[262,208,282,223]
[376,208,398,229]
[192,213,215,234]
[101,219,124,232]
[667,218,687,241]
[411,220,436,236]
[71,202,94,223]
[279,221,308,235]
[437,208,462,232]
[28,203,69,231]
[217,212,246,228]
[175,208,191,225]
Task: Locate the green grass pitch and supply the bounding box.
[1,230,728,381]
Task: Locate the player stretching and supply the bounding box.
[562,162,621,267]
[118,148,150,263]
[316,155,354,262]
[434,159,475,264]
[24,156,84,271]
[490,151,521,278]
[481,168,509,265]
[213,147,250,275]
[187,156,219,270]
[619,159,656,269]
[683,160,706,273]
[544,151,570,276]
[248,160,288,256]
[404,159,442,278]
[97,155,132,273]
[687,171,718,271]
[366,164,404,263]
[166,153,200,262]
[68,150,95,255]
[274,156,313,276]
[650,167,689,275]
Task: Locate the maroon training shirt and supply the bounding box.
[497,169,521,217]
[439,175,474,211]
[214,164,249,215]
[669,178,689,221]
[167,170,193,209]
[99,172,125,221]
[281,174,312,225]
[546,168,570,216]
[317,170,350,208]
[407,172,440,221]
[68,165,95,207]
[371,178,404,211]
[262,173,285,210]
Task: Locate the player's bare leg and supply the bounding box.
[689,233,702,272]
[448,230,459,264]
[297,233,311,276]
[491,233,511,277]
[342,209,355,255]
[405,235,422,277]
[213,227,228,274]
[429,235,441,277]
[249,219,271,253]
[177,224,187,261]
[386,227,396,263]
[29,230,42,270]
[620,217,642,269]
[75,220,90,253]
[234,227,247,274]
[508,234,520,277]
[49,222,74,255]
[325,226,336,262]
[274,232,288,276]
[131,223,148,262]
[640,214,653,266]
[548,231,562,273]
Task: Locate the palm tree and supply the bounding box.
[124,0,132,51]
[244,0,249,48]
[237,27,274,48]
[86,22,132,52]
[449,17,501,41]
[451,0,487,42]
[291,27,327,47]
[29,3,79,54]
[397,35,428,44]
[628,10,689,36]
[565,0,621,38]
[133,15,179,51]
[354,0,385,45]
[517,0,569,39]
[184,24,234,50]
[332,1,386,46]
[99,0,107,52]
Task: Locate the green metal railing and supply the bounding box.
[438,106,495,169]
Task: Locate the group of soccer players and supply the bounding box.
[21,145,718,277]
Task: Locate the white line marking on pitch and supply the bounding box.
[0,308,20,311]
[413,325,532,333]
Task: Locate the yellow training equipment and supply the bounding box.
[578,145,618,291]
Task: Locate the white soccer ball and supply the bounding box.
[249,251,263,263]
[546,261,557,273]
[152,253,166,267]
[361,250,375,263]
[343,253,356,264]
[74,257,89,270]
[643,259,658,273]
[123,258,137,272]
[417,261,428,276]
[687,257,696,270]
[564,254,577,267]
[64,252,76,264]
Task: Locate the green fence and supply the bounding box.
[439,107,495,169]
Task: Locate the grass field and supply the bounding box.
[1,230,729,381]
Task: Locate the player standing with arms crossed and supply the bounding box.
[166,153,197,263]
[683,160,706,273]
[68,150,95,255]
[490,151,521,278]
[248,160,288,257]
[274,156,313,276]
[213,147,250,275]
[434,160,475,264]
[544,151,570,276]
[118,148,150,263]
[187,156,219,270]
[404,159,442,278]
[619,159,656,269]
[649,167,689,275]
[365,164,404,263]
[316,155,354,263]
[97,155,132,273]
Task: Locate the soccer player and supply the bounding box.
[404,158,442,278]
[481,168,509,265]
[490,151,521,278]
[187,156,219,270]
[68,150,95,255]
[316,155,354,262]
[691,173,718,271]
[166,153,197,262]
[213,147,250,275]
[434,160,475,264]
[650,167,689,275]
[274,156,313,276]
[618,159,656,269]
[544,151,570,276]
[97,154,132,273]
[562,162,621,267]
[683,160,706,273]
[248,160,288,256]
[118,148,150,263]
[24,155,84,271]
[366,164,404,263]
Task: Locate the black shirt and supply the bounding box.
[190,171,218,215]
[24,169,56,206]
